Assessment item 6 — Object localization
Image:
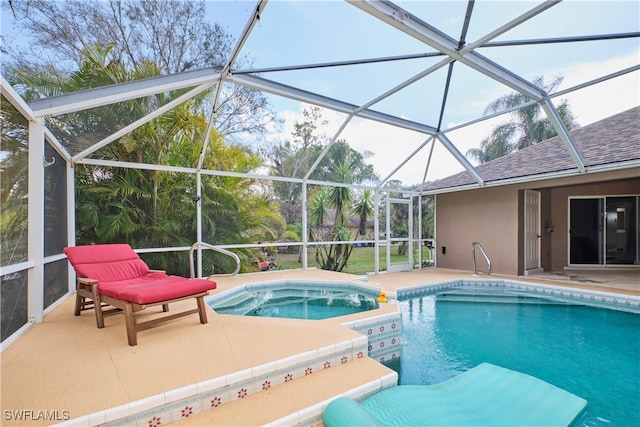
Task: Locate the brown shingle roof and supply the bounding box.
[424,106,640,192]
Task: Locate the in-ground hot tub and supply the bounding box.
[206,279,382,320]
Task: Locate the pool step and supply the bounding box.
[437,290,570,305]
[169,357,397,427]
[84,332,397,427]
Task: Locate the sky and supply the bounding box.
[2,1,639,186]
[209,0,639,185]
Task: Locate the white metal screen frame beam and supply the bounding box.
[302,56,454,182]
[229,72,478,186]
[1,74,36,121]
[71,83,214,162]
[197,0,269,173]
[227,73,438,135]
[349,0,586,173]
[28,68,223,117]
[75,157,384,192]
[349,0,549,100]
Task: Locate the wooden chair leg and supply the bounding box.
[124,303,137,346]
[197,296,208,324]
[74,293,83,316]
[91,284,105,329]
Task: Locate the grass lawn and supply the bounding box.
[274,245,433,275]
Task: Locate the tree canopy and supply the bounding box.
[4,0,231,73]
[2,1,285,274]
[2,1,432,275]
[466,76,580,164]
[264,106,379,224]
[2,0,275,141]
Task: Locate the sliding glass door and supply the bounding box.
[569,196,639,266]
[606,197,638,265]
[569,198,603,264]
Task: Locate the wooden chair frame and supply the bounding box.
[74,275,209,346]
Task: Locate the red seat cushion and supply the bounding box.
[64,244,217,304]
[99,276,216,305]
[64,244,149,282]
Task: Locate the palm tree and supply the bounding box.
[9,45,285,275]
[309,189,329,234]
[0,96,29,266]
[467,76,579,163]
[267,108,379,224]
[353,189,374,237]
[309,164,375,272]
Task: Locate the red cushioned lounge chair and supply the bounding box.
[64,244,217,346]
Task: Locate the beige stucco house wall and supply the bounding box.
[426,107,639,276]
[434,170,639,276]
[435,185,520,275]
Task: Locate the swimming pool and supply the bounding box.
[206,280,381,320]
[394,283,640,426]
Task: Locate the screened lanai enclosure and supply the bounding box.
[1,0,638,347]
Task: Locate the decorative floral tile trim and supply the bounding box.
[180,406,192,418]
[345,311,402,364]
[95,338,369,427]
[78,301,402,427]
[210,396,222,408]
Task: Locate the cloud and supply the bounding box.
[269,105,476,185]
[555,48,640,126]
[267,50,639,186]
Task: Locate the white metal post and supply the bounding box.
[408,195,414,270]
[386,194,391,271]
[374,190,380,274]
[417,195,423,269]
[67,159,76,293]
[27,118,45,323]
[196,171,203,278]
[302,182,308,269]
[434,194,438,267]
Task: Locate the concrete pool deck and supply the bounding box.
[1,268,637,426]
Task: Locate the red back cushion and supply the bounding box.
[64,244,150,282]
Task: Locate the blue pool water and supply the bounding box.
[395,287,640,426]
[207,282,380,320]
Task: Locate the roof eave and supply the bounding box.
[422,160,640,195]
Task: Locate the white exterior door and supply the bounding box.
[524,190,541,272]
